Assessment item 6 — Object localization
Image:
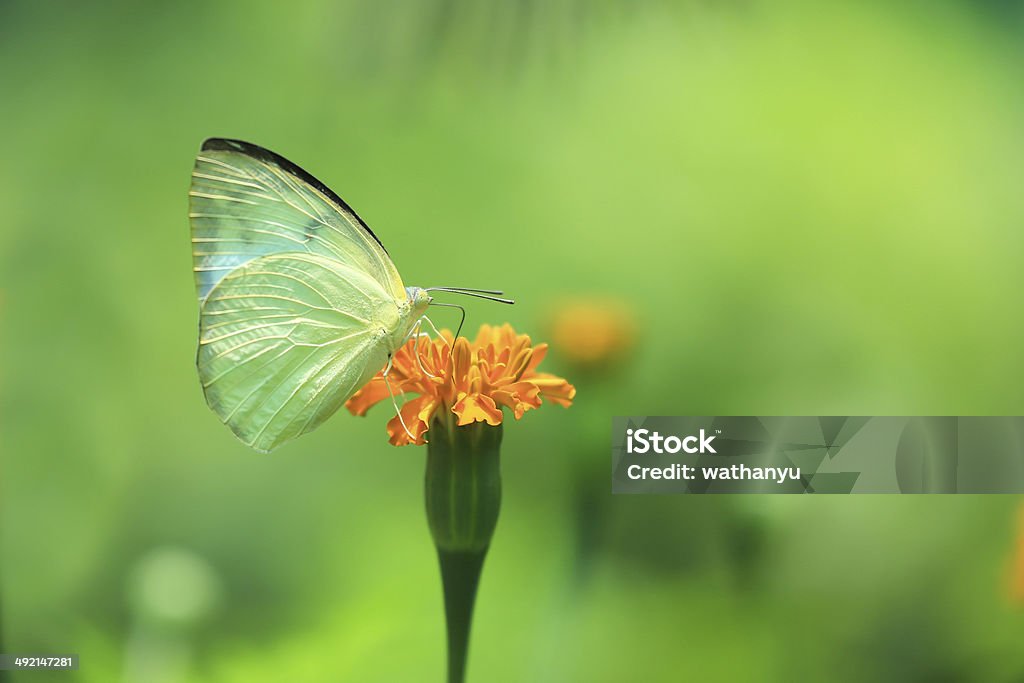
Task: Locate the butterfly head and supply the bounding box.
[401,286,432,331]
[405,286,432,312]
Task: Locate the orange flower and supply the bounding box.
[346,324,576,446]
[547,297,636,369]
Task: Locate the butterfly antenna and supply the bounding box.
[430,287,506,295]
[428,301,467,340]
[425,288,516,305]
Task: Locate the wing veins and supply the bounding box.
[295,335,376,435]
[191,171,267,190]
[240,345,325,443]
[195,156,252,177]
[209,294,330,310]
[247,332,372,445]
[199,335,291,366]
[201,313,304,332]
[236,269,336,308]
[201,341,288,389]
[189,191,259,205]
[201,321,297,344]
[223,346,320,423]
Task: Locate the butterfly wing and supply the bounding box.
[190,139,412,451]
[198,251,395,452]
[190,138,405,301]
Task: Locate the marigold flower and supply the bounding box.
[346,324,576,446]
[547,297,636,369]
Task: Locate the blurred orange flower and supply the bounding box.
[547,298,636,369]
[1012,502,1024,606]
[346,324,576,446]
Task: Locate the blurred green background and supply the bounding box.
[2,1,1024,681]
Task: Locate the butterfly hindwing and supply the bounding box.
[197,251,394,452]
[190,138,405,303]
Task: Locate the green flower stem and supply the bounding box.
[425,414,503,683]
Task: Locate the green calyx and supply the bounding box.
[425,415,503,553]
[424,414,503,683]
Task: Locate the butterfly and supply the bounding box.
[189,139,510,452]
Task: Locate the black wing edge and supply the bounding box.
[199,137,389,255]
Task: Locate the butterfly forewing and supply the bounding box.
[190,138,405,302]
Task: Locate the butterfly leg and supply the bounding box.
[420,314,448,346]
[410,318,439,379]
[383,364,421,443]
[383,352,409,404]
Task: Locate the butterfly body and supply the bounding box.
[190,138,430,452]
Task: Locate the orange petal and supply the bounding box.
[345,377,390,416]
[507,347,533,381]
[530,374,576,407]
[493,381,542,419]
[473,325,492,347]
[525,342,549,372]
[451,338,473,386]
[386,396,438,446]
[453,393,503,426]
